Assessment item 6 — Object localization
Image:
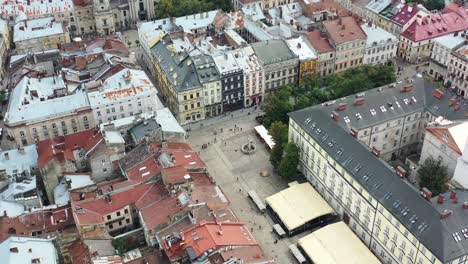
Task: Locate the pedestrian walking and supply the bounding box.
[274,239,278,244]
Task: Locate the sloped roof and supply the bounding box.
[426,121,468,155]
[323,17,367,45]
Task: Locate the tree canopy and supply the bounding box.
[262,65,396,128]
[279,143,300,179]
[155,0,232,19]
[407,0,444,11]
[418,157,449,196]
[269,121,289,171]
[112,237,130,255]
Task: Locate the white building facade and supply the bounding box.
[361,23,398,65]
[87,69,163,124]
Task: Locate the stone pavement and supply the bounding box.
[186,112,306,263]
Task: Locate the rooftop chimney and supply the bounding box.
[437,195,444,204]
[450,191,457,199]
[4,152,9,160]
[463,202,468,209]
[440,209,452,219]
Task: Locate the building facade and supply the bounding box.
[193,55,223,118]
[252,39,299,94]
[87,68,163,124]
[5,75,95,146]
[287,36,318,82]
[305,31,336,76]
[150,35,205,125]
[446,44,468,98]
[233,46,265,107]
[323,17,366,73]
[289,100,468,264]
[213,52,245,112]
[428,34,466,82]
[13,17,71,54]
[361,23,398,65]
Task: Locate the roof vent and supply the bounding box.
[331,111,339,122]
[336,103,347,111]
[454,103,460,111]
[433,89,444,99]
[440,210,452,219]
[354,98,365,106]
[437,195,444,204]
[401,85,413,92]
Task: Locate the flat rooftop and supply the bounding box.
[14,17,65,42]
[6,75,90,125]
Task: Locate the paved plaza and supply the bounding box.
[186,109,306,263]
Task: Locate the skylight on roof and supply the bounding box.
[404,98,409,105]
[344,116,350,123]
[380,106,387,112]
[395,101,401,108]
[370,109,377,115]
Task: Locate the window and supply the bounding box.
[124,209,128,214]
[107,215,111,220]
[109,224,113,229]
[116,211,121,217]
[126,218,130,224]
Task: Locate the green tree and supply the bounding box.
[135,40,140,46]
[262,89,293,128]
[279,143,300,179]
[269,121,288,170]
[112,237,130,255]
[418,157,449,195]
[127,41,132,47]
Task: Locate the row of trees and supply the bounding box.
[265,65,396,179]
[262,64,397,128]
[269,122,300,179]
[155,0,232,19]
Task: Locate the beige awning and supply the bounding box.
[298,222,381,264]
[265,183,334,231]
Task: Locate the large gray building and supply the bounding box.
[288,78,468,264]
[252,39,299,94]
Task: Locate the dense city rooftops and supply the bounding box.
[390,4,420,26]
[0,0,74,18]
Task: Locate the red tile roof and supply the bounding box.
[391,4,420,26]
[304,31,335,53]
[0,205,75,242]
[126,156,161,182]
[139,192,189,230]
[323,17,367,45]
[72,181,167,226]
[68,239,92,264]
[401,8,468,42]
[161,166,189,186]
[163,222,258,261]
[37,128,103,168]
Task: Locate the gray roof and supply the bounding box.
[192,54,220,84]
[130,119,162,143]
[318,78,468,131]
[289,79,468,261]
[431,190,468,261]
[150,35,202,92]
[251,39,298,65]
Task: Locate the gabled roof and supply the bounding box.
[37,128,103,168]
[426,120,468,155]
[391,4,420,26]
[401,8,468,42]
[323,17,367,45]
[163,222,258,261]
[304,31,335,54]
[71,181,167,226]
